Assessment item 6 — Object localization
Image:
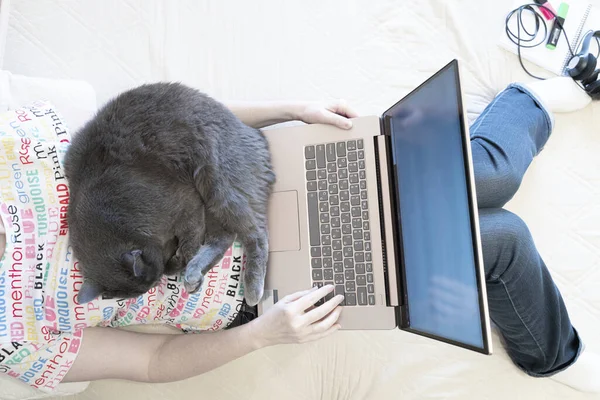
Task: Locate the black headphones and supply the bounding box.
[566,30,600,99]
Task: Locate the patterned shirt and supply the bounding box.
[0,101,245,393]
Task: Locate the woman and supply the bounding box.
[0,76,597,395]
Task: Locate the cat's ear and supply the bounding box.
[122,249,144,277]
[78,280,103,304]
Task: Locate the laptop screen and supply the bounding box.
[383,60,487,351]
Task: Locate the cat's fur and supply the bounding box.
[64,82,275,306]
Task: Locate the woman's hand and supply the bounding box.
[296,100,359,130]
[248,285,344,347]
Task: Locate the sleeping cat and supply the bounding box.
[64,82,276,306]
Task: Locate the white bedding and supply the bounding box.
[1,0,599,399]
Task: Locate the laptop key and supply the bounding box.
[360,190,367,200]
[323,246,332,256]
[313,282,323,288]
[339,179,349,190]
[306,159,316,170]
[367,284,375,294]
[366,263,373,272]
[332,240,342,250]
[353,229,363,240]
[366,253,372,262]
[357,287,367,305]
[339,168,348,179]
[320,213,330,223]
[348,151,358,162]
[310,247,321,258]
[355,252,365,262]
[348,162,358,172]
[357,139,364,149]
[335,274,344,284]
[351,207,361,218]
[368,295,376,305]
[343,246,353,258]
[363,221,370,231]
[328,174,337,184]
[362,200,368,210]
[359,170,366,180]
[341,213,351,223]
[331,217,341,228]
[331,206,340,216]
[354,241,364,251]
[345,270,355,281]
[306,170,317,181]
[347,140,357,151]
[335,285,345,303]
[305,145,316,159]
[359,160,365,169]
[316,145,326,168]
[356,263,365,274]
[344,258,354,269]
[330,195,339,206]
[324,269,334,280]
[312,269,323,280]
[318,180,327,190]
[367,273,373,283]
[325,290,335,302]
[311,258,322,268]
[307,193,320,246]
[337,158,347,168]
[349,173,359,183]
[323,258,333,268]
[322,235,331,245]
[307,181,317,191]
[326,143,336,162]
[345,293,357,306]
[334,262,343,272]
[331,228,341,239]
[356,275,367,286]
[333,251,343,261]
[343,235,352,246]
[340,191,350,201]
[342,224,351,235]
[364,231,371,241]
[320,202,329,213]
[327,162,336,173]
[340,202,350,213]
[336,142,346,157]
[345,281,356,292]
[352,218,362,228]
[365,242,371,252]
[318,191,327,202]
[358,149,365,159]
[318,169,327,180]
[328,184,339,195]
[351,195,360,206]
[350,184,359,194]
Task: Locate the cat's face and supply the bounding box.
[75,241,170,303]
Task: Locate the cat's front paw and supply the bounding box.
[243,267,266,306]
[184,269,205,294]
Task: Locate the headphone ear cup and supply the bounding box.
[569,54,597,81]
[581,69,600,86]
[585,79,600,100]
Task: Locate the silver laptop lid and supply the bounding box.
[381,60,492,354]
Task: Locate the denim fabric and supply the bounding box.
[472,85,581,376]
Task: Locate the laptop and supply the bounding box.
[258,59,492,354]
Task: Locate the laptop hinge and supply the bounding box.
[375,135,399,307]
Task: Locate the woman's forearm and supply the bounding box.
[226,101,304,128]
[148,320,265,383]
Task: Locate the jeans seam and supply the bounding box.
[499,276,547,367]
[470,90,511,135]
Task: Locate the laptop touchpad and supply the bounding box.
[267,191,301,252]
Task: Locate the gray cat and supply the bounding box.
[64,82,275,306]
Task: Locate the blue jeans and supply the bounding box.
[472,84,582,377]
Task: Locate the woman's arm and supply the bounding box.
[226,100,358,130]
[64,285,343,384]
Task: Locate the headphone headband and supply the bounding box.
[577,30,600,56]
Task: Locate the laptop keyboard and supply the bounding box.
[304,139,376,307]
